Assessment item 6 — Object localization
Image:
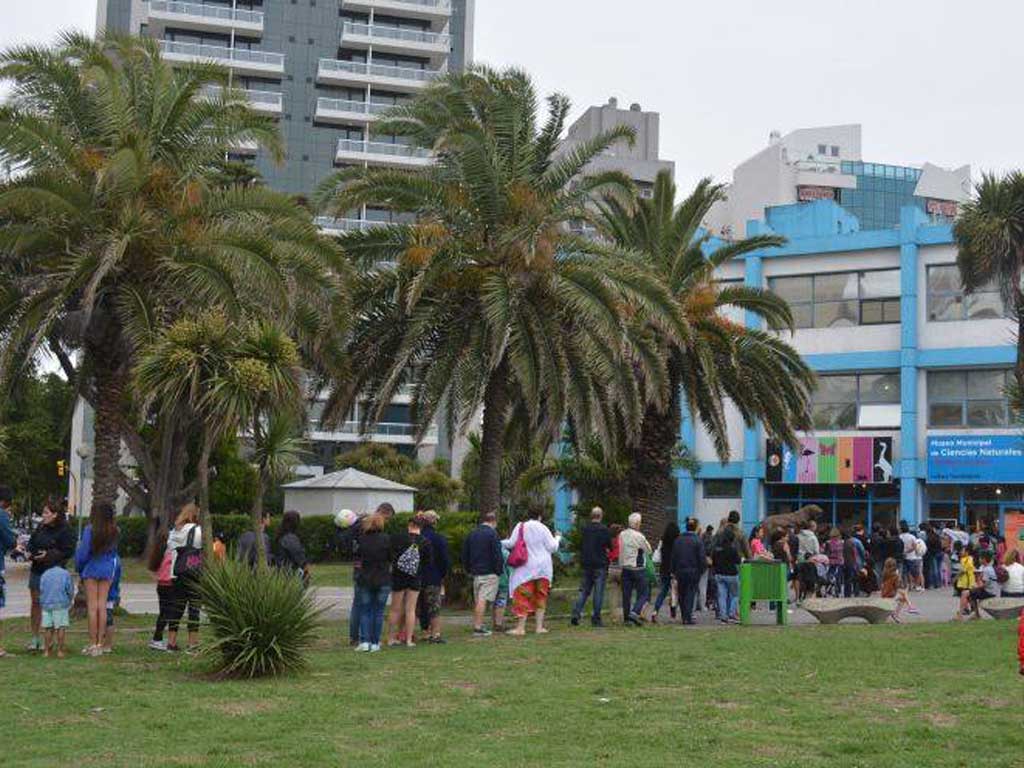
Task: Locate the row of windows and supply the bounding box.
[840,162,922,181]
[764,265,1006,328]
[768,269,900,328]
[807,370,1015,430]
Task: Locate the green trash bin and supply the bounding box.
[739,561,788,626]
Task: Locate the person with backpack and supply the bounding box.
[165,503,203,652]
[618,513,653,626]
[387,515,433,647]
[502,507,562,636]
[274,511,310,586]
[147,527,176,652]
[74,502,120,657]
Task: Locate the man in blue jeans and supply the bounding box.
[338,502,395,646]
[671,517,705,624]
[571,507,611,627]
[711,527,741,623]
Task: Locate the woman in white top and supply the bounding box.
[164,503,203,651]
[501,508,561,635]
[1003,550,1024,597]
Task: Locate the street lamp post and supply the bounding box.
[75,445,91,538]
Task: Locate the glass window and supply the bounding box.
[830,145,840,157]
[859,374,900,403]
[817,144,827,155]
[812,373,899,430]
[770,269,900,328]
[814,301,858,328]
[927,370,1011,428]
[927,264,1004,322]
[703,479,742,498]
[859,269,900,299]
[814,272,859,302]
[769,275,812,304]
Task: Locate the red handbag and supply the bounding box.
[507,522,528,567]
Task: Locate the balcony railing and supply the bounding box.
[201,86,283,112]
[316,97,394,118]
[158,40,285,70]
[336,138,432,160]
[313,420,437,439]
[342,21,451,47]
[318,57,441,84]
[150,0,264,25]
[315,217,374,233]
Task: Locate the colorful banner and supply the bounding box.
[926,435,1024,483]
[766,436,895,484]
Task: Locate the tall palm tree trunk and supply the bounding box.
[627,367,683,540]
[90,350,127,514]
[479,357,510,516]
[197,427,215,558]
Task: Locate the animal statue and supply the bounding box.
[762,504,826,538]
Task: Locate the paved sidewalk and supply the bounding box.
[2,559,972,626]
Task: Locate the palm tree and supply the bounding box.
[0,33,348,519]
[316,66,684,516]
[595,171,815,535]
[953,171,1024,396]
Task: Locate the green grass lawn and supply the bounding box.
[1,616,1021,767]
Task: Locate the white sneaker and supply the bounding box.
[369,644,381,653]
[354,642,371,652]
[148,640,168,652]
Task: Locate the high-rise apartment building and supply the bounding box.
[704,124,971,238]
[97,0,475,202]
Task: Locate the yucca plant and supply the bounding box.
[196,558,325,678]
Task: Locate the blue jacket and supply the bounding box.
[461,524,503,577]
[74,524,119,581]
[39,566,74,610]
[671,531,706,574]
[421,526,449,587]
[0,507,14,575]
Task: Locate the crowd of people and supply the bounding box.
[1,486,1022,673]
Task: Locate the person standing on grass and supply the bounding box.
[238,513,272,568]
[671,518,705,625]
[388,515,432,647]
[1002,550,1024,597]
[24,501,75,653]
[651,521,680,622]
[571,507,612,628]
[274,511,310,587]
[503,507,561,636]
[147,528,175,652]
[618,513,652,626]
[74,502,119,657]
[463,511,504,637]
[102,554,121,655]
[344,503,395,648]
[39,561,73,658]
[417,511,448,644]
[711,526,742,624]
[606,524,624,624]
[355,513,392,653]
[165,504,202,653]
[0,486,17,657]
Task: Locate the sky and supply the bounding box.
[3,0,1023,192]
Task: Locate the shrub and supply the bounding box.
[117,517,150,557]
[196,558,326,678]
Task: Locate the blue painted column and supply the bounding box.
[553,439,572,534]
[677,393,696,526]
[898,206,924,525]
[741,248,765,529]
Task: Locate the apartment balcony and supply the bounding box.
[340,0,451,21]
[158,40,285,78]
[315,217,374,235]
[317,58,442,92]
[201,86,283,115]
[309,421,438,446]
[230,139,259,156]
[314,97,394,125]
[148,0,264,35]
[341,21,451,58]
[335,138,432,168]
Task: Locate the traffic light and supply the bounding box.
[56,459,65,478]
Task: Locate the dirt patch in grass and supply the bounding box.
[924,712,959,728]
[446,681,479,693]
[209,700,279,717]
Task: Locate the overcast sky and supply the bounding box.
[3,0,1022,192]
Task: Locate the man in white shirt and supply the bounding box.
[899,521,924,591]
